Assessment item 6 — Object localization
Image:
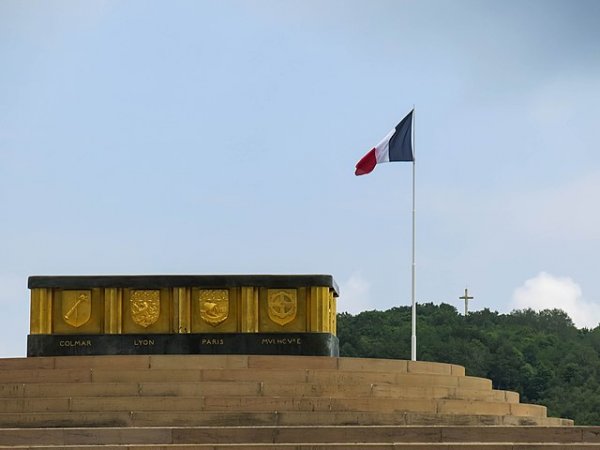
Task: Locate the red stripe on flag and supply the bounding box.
[355,148,377,176]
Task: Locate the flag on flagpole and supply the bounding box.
[354,110,414,176]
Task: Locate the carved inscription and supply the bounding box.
[267,289,297,326]
[261,337,302,345]
[201,338,224,345]
[59,339,92,347]
[130,290,160,328]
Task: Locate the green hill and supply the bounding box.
[337,303,600,425]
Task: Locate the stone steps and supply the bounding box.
[0,355,585,447]
[0,381,519,402]
[3,445,600,450]
[0,411,569,428]
[0,355,573,429]
[0,355,466,377]
[0,368,491,388]
[0,425,597,447]
[0,442,600,450]
[0,395,547,415]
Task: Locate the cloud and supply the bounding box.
[512,272,600,329]
[338,272,373,314]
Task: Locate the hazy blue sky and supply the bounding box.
[1,0,599,357]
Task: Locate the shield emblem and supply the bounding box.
[268,289,297,326]
[62,290,92,328]
[130,290,160,328]
[199,289,229,326]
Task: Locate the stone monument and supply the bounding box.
[28,274,339,357]
[0,273,586,448]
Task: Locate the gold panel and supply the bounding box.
[52,288,103,334]
[173,287,191,333]
[130,290,160,327]
[329,291,337,336]
[30,288,52,334]
[191,288,238,333]
[259,288,306,332]
[322,289,331,332]
[104,288,123,334]
[308,286,330,332]
[30,280,336,336]
[62,290,91,328]
[240,287,259,332]
[199,289,229,326]
[123,288,172,333]
[268,289,297,326]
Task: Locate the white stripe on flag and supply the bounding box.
[374,128,395,163]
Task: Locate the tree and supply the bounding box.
[337,304,600,425]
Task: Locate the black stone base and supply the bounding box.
[27,333,339,357]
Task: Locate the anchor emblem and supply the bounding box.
[62,290,91,328]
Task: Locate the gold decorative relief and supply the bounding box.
[199,289,229,326]
[130,290,160,328]
[62,290,91,328]
[268,289,297,326]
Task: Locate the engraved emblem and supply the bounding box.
[130,290,160,328]
[62,290,92,328]
[268,289,297,326]
[199,289,229,326]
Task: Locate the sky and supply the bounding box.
[1,0,599,357]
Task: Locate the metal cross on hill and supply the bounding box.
[459,288,474,316]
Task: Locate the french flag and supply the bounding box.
[355,110,414,176]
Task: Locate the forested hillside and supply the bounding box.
[337,303,600,425]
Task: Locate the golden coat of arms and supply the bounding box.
[268,289,297,326]
[130,290,160,328]
[62,290,91,328]
[199,289,229,326]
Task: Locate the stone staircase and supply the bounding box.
[0,355,598,449]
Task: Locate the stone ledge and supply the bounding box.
[28,274,339,295]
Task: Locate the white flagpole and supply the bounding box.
[411,108,417,362]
